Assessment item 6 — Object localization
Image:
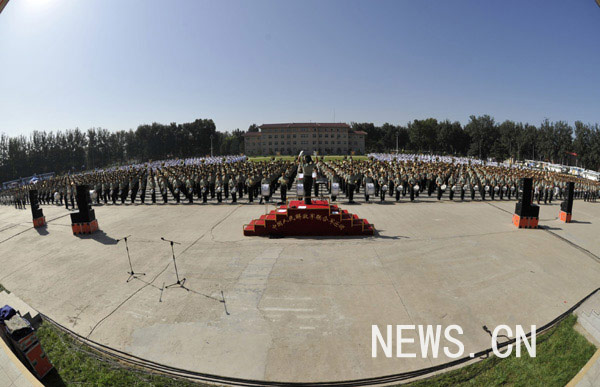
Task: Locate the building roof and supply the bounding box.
[243,132,262,137]
[351,131,367,135]
[259,123,350,129]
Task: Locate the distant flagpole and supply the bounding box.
[0,0,10,15]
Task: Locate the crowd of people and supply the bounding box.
[1,155,300,209]
[2,153,600,210]
[314,153,599,204]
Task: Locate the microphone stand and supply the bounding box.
[117,235,145,282]
[161,237,188,290]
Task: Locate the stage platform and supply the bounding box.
[1,198,600,383]
[244,200,374,236]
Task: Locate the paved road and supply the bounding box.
[0,197,599,382]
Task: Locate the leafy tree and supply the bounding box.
[464,115,497,159]
[408,118,438,153]
[2,115,600,183]
[437,120,469,155]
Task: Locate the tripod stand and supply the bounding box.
[161,237,188,290]
[117,235,145,282]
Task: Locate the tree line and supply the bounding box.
[0,119,245,182]
[352,115,600,170]
[1,115,599,182]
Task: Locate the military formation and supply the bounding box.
[315,154,600,204]
[2,153,600,210]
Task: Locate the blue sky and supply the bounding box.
[0,0,599,136]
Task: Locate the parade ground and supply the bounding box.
[1,197,600,383]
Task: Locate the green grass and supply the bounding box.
[33,314,595,386]
[405,314,596,387]
[37,322,206,386]
[248,155,368,162]
[248,155,296,162]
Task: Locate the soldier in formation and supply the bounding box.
[3,154,600,210]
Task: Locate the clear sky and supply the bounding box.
[0,0,599,136]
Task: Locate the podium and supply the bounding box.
[244,200,374,237]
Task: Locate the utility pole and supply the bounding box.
[210,135,214,157]
[395,133,399,154]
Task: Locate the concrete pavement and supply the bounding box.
[0,196,599,382]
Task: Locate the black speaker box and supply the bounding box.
[29,190,44,219]
[560,182,574,213]
[70,185,96,224]
[521,177,533,205]
[514,178,539,218]
[515,202,540,218]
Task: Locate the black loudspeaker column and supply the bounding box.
[513,177,539,228]
[70,185,99,235]
[521,177,533,206]
[559,182,574,223]
[29,190,46,228]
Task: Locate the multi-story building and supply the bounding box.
[243,123,366,156]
